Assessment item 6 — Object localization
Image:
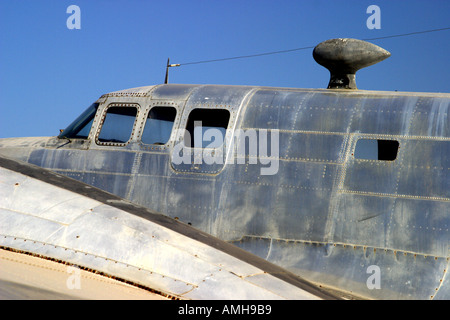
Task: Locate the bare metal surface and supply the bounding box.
[0,82,449,299]
[0,249,168,300]
[0,160,333,300]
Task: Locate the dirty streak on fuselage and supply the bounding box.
[0,83,449,299]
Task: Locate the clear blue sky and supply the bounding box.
[1,0,449,138]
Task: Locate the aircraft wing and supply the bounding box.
[0,155,339,300]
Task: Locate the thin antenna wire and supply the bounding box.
[177,27,450,66]
[362,27,450,41]
[180,45,315,66]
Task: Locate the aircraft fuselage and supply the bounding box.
[1,83,449,299]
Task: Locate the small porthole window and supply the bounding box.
[141,107,177,145]
[354,139,399,161]
[184,109,230,148]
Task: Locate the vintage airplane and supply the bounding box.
[0,38,448,300]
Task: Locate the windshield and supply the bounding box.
[58,103,99,139]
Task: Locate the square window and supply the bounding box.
[142,107,177,145]
[185,109,230,148]
[97,106,137,144]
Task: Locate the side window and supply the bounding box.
[141,106,177,145]
[96,105,138,145]
[184,109,230,148]
[354,138,399,161]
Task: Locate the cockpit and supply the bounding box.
[58,102,181,147]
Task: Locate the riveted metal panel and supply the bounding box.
[332,193,396,249]
[29,148,86,171]
[233,236,448,299]
[149,84,198,101]
[349,95,419,135]
[332,193,449,256]
[408,96,450,138]
[396,139,450,199]
[279,132,347,163]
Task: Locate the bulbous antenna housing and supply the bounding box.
[313,38,391,89]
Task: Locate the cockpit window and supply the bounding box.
[97,105,138,144]
[58,103,98,139]
[141,107,177,145]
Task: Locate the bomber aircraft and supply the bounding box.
[0,38,448,300]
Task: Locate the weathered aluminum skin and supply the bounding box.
[0,83,449,299]
[0,158,329,299]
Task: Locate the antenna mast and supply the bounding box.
[164,58,180,84]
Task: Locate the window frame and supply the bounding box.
[183,108,231,149]
[140,105,178,147]
[170,102,238,175]
[95,103,140,147]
